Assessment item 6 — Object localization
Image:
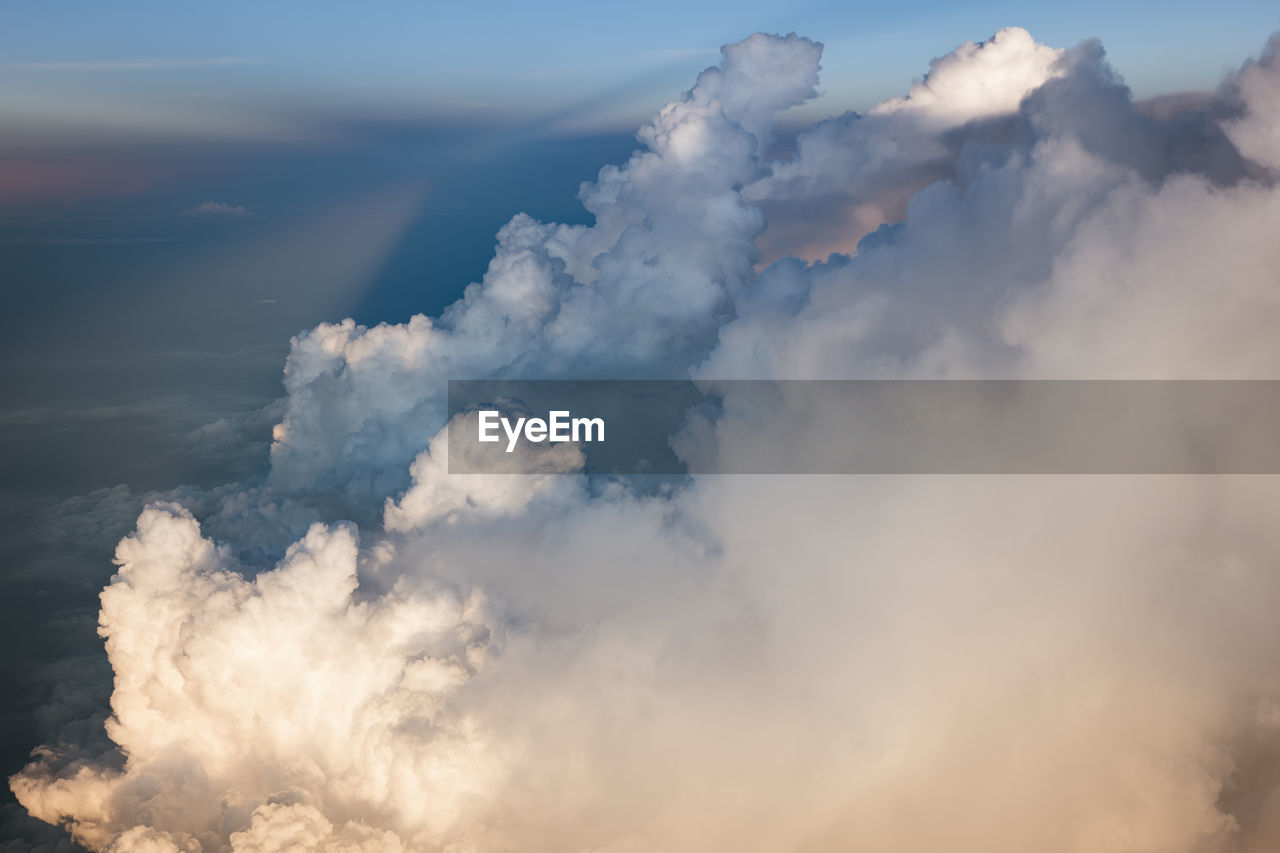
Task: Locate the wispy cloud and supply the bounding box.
[9,57,260,72]
[182,201,251,217]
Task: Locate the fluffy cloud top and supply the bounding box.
[870,27,1064,121]
[13,26,1280,853]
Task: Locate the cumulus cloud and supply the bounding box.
[1223,35,1280,173]
[744,27,1066,262]
[13,26,1280,853]
[870,26,1064,121]
[264,35,819,501]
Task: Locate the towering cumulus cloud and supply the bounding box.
[14,28,1280,853]
[266,32,821,501]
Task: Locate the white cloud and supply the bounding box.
[743,26,1067,263]
[263,35,820,500]
[869,27,1064,122]
[1223,35,1280,172]
[13,27,1280,853]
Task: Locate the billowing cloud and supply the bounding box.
[744,27,1067,262]
[13,27,1280,853]
[869,26,1065,122]
[1223,36,1280,172]
[264,35,820,501]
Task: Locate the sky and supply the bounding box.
[4,4,1280,852]
[2,0,1279,140]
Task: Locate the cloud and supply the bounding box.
[263,34,820,500]
[744,26,1068,263]
[9,58,260,72]
[869,27,1064,122]
[181,201,251,218]
[1223,35,1280,172]
[13,26,1280,853]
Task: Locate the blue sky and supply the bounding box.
[3,0,1278,140]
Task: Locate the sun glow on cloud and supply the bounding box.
[12,26,1280,853]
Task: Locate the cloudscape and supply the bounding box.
[6,10,1280,853]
